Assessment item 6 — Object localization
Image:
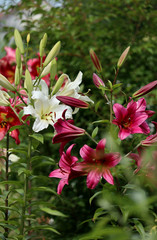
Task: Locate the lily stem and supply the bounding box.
[85,131,98,145]
[4,133,9,238]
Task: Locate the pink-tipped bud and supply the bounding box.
[117,46,130,69]
[93,73,105,88]
[132,80,157,98]
[89,49,102,72]
[57,96,89,109]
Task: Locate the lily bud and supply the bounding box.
[93,73,105,88]
[89,49,102,72]
[15,66,20,86]
[0,90,10,106]
[39,39,44,58]
[24,69,33,96]
[0,74,16,91]
[132,80,157,98]
[117,46,130,69]
[43,41,61,68]
[57,96,89,109]
[16,47,21,69]
[27,33,30,43]
[42,33,47,48]
[14,29,24,54]
[50,58,57,80]
[40,61,52,78]
[52,73,66,95]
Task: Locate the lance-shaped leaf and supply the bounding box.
[117,46,130,68]
[0,74,16,91]
[56,96,89,109]
[14,29,24,54]
[43,41,61,67]
[132,80,157,98]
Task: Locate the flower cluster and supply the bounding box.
[0,31,157,197]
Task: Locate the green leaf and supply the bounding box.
[89,191,102,205]
[29,133,44,144]
[8,125,24,133]
[92,127,98,138]
[40,207,67,218]
[29,225,60,235]
[92,120,110,124]
[30,187,58,196]
[112,83,123,90]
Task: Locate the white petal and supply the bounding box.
[23,105,37,117]
[33,118,49,132]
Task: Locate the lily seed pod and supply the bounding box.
[14,29,24,54]
[89,49,102,72]
[117,46,130,69]
[52,73,66,95]
[132,80,157,98]
[16,47,21,69]
[43,41,61,68]
[24,69,33,96]
[0,74,16,91]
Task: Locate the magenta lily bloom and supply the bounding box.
[141,121,157,146]
[112,98,154,140]
[49,144,83,194]
[56,96,89,109]
[53,110,85,154]
[79,139,121,189]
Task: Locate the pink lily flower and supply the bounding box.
[112,98,154,140]
[49,144,83,194]
[141,121,157,146]
[53,110,85,154]
[79,139,121,189]
[132,80,157,98]
[56,96,89,109]
[128,147,144,173]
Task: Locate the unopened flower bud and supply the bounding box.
[16,47,21,69]
[117,46,130,69]
[39,39,44,58]
[14,29,24,54]
[57,96,89,109]
[42,33,47,48]
[50,58,57,80]
[52,73,66,95]
[93,73,105,88]
[24,69,33,96]
[0,90,10,106]
[43,41,61,68]
[89,49,102,72]
[0,74,16,91]
[27,33,30,43]
[40,61,52,78]
[15,66,20,86]
[132,80,157,98]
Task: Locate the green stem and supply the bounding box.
[110,90,113,123]
[4,133,9,238]
[20,135,31,235]
[15,90,27,106]
[85,131,98,145]
[113,68,119,85]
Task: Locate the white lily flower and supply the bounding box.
[24,96,72,132]
[56,71,94,103]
